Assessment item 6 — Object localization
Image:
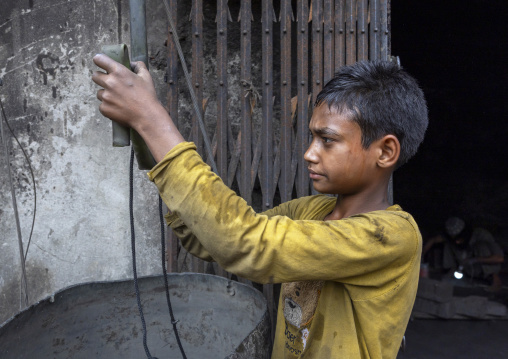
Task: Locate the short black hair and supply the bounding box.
[315,60,428,166]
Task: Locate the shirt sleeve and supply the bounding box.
[164,193,306,262]
[149,142,420,285]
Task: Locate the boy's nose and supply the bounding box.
[304,142,318,163]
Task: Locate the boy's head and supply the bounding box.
[315,60,428,167]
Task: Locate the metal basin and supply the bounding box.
[0,273,270,358]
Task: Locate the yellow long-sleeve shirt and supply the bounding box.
[148,142,421,359]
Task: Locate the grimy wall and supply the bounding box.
[0,0,173,323]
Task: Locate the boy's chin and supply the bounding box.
[312,183,333,195]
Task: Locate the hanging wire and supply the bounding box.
[159,196,187,359]
[129,148,158,359]
[0,91,36,309]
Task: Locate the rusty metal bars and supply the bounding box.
[165,0,391,273]
[191,0,204,156]
[357,0,368,60]
[216,0,230,279]
[334,0,345,71]
[240,1,252,204]
[323,0,334,85]
[370,0,381,60]
[191,0,205,273]
[296,0,309,198]
[312,0,323,105]
[345,0,356,65]
[380,0,389,60]
[165,0,178,273]
[279,0,293,203]
[262,0,274,211]
[217,0,229,181]
[262,0,275,343]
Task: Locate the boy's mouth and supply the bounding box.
[308,168,325,180]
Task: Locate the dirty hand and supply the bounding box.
[92,53,184,162]
[92,53,163,131]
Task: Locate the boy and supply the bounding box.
[92,57,428,358]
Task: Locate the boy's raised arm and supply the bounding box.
[149,142,420,285]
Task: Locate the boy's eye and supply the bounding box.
[322,137,333,143]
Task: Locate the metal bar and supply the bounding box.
[345,0,356,65]
[370,0,380,60]
[0,98,30,307]
[165,0,179,273]
[240,0,252,204]
[191,0,204,156]
[380,0,388,60]
[250,133,263,193]
[261,0,274,211]
[334,0,345,71]
[217,0,229,182]
[227,130,242,187]
[323,0,334,84]
[166,0,179,131]
[190,0,204,274]
[296,0,309,198]
[279,0,293,203]
[357,0,368,61]
[162,0,217,175]
[387,0,391,58]
[312,0,323,104]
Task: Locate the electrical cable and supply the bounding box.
[0,97,37,263]
[159,196,187,359]
[128,3,220,358]
[129,147,157,359]
[0,92,33,308]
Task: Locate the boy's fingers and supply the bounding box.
[93,53,118,73]
[96,89,104,101]
[91,70,108,87]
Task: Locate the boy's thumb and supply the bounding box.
[131,61,148,75]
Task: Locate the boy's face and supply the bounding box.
[304,104,379,195]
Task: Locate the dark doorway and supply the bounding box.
[391,0,508,244]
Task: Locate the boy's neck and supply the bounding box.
[324,179,391,221]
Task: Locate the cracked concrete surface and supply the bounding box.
[0,0,168,323]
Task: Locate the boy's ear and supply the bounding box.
[375,135,400,168]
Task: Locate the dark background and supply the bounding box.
[391,0,508,244]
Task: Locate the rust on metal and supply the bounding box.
[166,0,179,274]
[163,1,391,343]
[262,0,274,211]
[334,0,345,71]
[312,0,323,105]
[279,0,293,203]
[323,0,334,84]
[345,0,356,65]
[240,0,252,204]
[191,0,205,274]
[357,0,368,61]
[370,0,381,60]
[296,0,309,197]
[380,0,389,60]
[191,0,204,156]
[217,0,229,181]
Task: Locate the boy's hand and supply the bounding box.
[92,54,162,132]
[91,53,184,162]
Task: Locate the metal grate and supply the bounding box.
[164,0,390,340]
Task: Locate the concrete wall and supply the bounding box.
[0,0,271,324]
[0,0,172,323]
